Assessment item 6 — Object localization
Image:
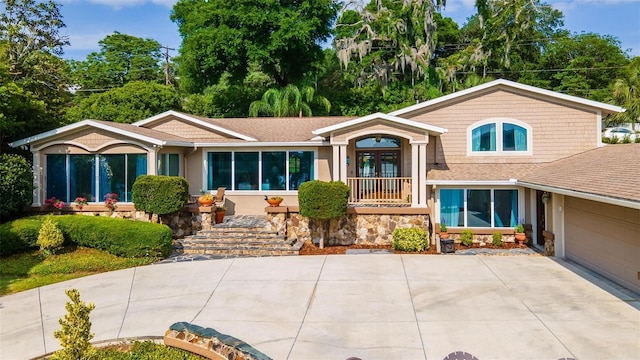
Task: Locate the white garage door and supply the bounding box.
[565,197,640,294]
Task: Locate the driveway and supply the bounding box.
[1,255,638,359]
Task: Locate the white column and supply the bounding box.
[148,146,158,175]
[411,144,419,207]
[419,144,427,207]
[32,150,42,206]
[339,144,347,183]
[332,145,339,181]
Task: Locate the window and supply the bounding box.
[207,150,314,191]
[469,119,530,154]
[46,154,147,203]
[439,188,519,228]
[157,154,179,176]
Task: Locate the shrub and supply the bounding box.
[52,289,95,360]
[392,228,428,252]
[132,175,190,216]
[492,231,503,247]
[0,216,172,258]
[514,223,525,233]
[0,154,34,220]
[298,180,350,248]
[38,217,65,255]
[460,229,473,246]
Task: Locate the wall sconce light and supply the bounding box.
[346,156,350,166]
[541,192,550,204]
[375,134,382,143]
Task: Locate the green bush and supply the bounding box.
[52,289,96,360]
[392,228,428,252]
[38,217,65,255]
[460,229,473,246]
[0,154,34,219]
[298,180,350,220]
[132,175,189,215]
[0,216,172,257]
[492,231,503,247]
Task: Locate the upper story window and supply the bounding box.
[468,118,531,155]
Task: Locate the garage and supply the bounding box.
[564,197,640,293]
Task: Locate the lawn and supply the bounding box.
[0,246,157,296]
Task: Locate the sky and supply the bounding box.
[57,0,640,61]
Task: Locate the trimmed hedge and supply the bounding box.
[0,215,172,258]
[392,228,428,252]
[298,180,350,220]
[132,175,189,215]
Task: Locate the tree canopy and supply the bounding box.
[171,0,339,93]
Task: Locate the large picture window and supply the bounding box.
[439,188,519,228]
[469,119,530,154]
[46,154,147,203]
[207,150,314,191]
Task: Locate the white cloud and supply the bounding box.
[68,32,110,50]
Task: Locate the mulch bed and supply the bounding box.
[299,240,525,255]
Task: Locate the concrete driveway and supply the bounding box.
[1,255,638,360]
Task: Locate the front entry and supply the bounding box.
[353,136,405,203]
[356,150,401,178]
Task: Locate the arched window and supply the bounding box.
[468,119,531,155]
[356,136,400,148]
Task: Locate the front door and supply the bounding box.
[356,150,400,178]
[536,190,546,246]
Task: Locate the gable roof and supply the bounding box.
[389,79,624,117]
[519,143,640,208]
[134,110,258,141]
[9,119,193,148]
[312,112,448,137]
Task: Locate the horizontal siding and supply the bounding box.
[408,89,599,164]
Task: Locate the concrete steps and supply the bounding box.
[178,217,301,257]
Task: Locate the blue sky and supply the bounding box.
[59,0,640,61]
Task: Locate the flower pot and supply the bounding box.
[515,232,526,246]
[266,198,283,207]
[215,210,225,224]
[198,196,214,207]
[440,232,450,239]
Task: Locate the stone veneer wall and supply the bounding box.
[266,209,431,246]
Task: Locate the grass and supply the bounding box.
[95,341,207,359]
[0,246,157,296]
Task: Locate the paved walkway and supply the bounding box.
[1,255,638,360]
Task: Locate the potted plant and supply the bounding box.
[514,223,526,246]
[214,206,226,224]
[198,190,214,207]
[264,195,283,207]
[439,222,449,239]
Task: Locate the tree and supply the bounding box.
[65,81,182,123]
[249,84,331,117]
[0,0,71,149]
[608,57,640,129]
[69,32,165,91]
[298,180,350,249]
[171,0,339,93]
[0,153,34,219]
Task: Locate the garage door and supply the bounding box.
[565,197,640,294]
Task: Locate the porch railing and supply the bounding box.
[346,177,412,205]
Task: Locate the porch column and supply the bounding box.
[418,143,427,207]
[32,149,42,206]
[148,146,158,175]
[411,144,419,207]
[332,145,339,181]
[339,144,347,183]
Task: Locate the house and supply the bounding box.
[10,79,639,292]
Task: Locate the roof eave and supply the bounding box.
[518,181,640,210]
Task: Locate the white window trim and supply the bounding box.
[202,147,318,193]
[466,118,533,156]
[436,186,524,228]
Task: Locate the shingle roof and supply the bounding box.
[519,144,640,202]
[185,114,356,142]
[427,163,544,182]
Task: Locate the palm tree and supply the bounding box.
[249,84,330,117]
[608,58,640,130]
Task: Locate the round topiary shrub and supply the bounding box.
[37,216,65,255]
[0,154,34,220]
[298,180,350,248]
[392,228,428,252]
[132,175,189,216]
[460,229,474,246]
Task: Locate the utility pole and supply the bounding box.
[162,45,176,86]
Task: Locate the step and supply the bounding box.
[182,239,292,248]
[181,245,301,257]
[189,232,282,239]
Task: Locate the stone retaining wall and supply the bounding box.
[266,210,431,246]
